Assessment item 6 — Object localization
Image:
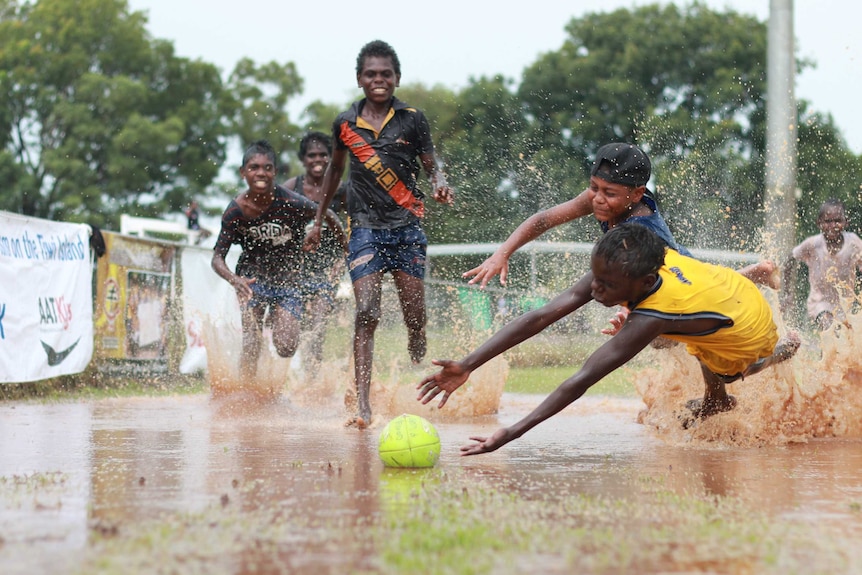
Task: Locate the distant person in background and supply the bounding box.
[185,200,201,230]
[303,39,454,428]
[782,198,862,330]
[184,199,211,243]
[212,140,346,380]
[284,131,348,380]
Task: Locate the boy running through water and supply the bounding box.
[304,40,454,428]
[212,140,346,381]
[418,224,800,454]
[782,198,862,330]
[284,131,348,380]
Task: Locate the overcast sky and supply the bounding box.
[127,0,861,155]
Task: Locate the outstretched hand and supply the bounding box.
[233,276,256,306]
[416,359,471,408]
[600,307,630,336]
[460,428,513,456]
[462,252,509,288]
[302,225,321,252]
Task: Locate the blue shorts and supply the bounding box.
[247,282,303,319]
[301,280,337,307]
[347,223,427,282]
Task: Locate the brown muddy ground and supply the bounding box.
[1,382,861,574]
[3,311,862,573]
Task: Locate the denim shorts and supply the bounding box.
[347,222,427,282]
[247,282,303,319]
[300,280,338,307]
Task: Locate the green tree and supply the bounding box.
[515,2,778,249]
[425,75,531,245]
[794,103,862,238]
[221,57,305,174]
[0,0,225,227]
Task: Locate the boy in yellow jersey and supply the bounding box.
[418,224,800,455]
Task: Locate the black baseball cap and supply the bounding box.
[590,143,651,187]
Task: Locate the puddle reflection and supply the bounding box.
[1,392,861,574]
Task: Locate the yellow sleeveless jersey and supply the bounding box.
[629,249,778,376]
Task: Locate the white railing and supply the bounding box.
[120,214,203,244]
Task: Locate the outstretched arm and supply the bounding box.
[463,189,593,288]
[461,313,665,455]
[417,273,595,407]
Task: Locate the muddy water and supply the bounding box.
[3,308,862,573]
[1,386,861,574]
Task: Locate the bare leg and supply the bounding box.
[240,304,266,380]
[742,331,800,377]
[682,331,800,428]
[738,260,780,290]
[269,305,301,358]
[351,272,384,426]
[302,294,332,380]
[393,271,427,364]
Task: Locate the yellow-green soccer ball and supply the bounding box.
[378,414,441,468]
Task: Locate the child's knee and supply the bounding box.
[273,338,298,358]
[355,305,381,327]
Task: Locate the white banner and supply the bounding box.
[0,212,94,383]
[178,245,240,374]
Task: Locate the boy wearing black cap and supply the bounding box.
[464,142,777,290]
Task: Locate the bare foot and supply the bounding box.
[773,331,801,363]
[345,415,368,429]
[681,395,737,429]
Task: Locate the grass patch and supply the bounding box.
[506,365,637,396]
[65,467,853,575]
[0,374,206,402]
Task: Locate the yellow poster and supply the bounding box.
[94,232,175,375]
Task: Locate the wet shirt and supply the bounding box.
[792,231,862,320]
[290,175,347,282]
[600,193,692,257]
[332,97,434,229]
[628,248,778,376]
[213,185,318,289]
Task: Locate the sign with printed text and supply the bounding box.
[0,211,94,383]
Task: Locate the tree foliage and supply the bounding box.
[221,57,305,172]
[0,0,230,226]
[422,2,861,250]
[1,0,860,248]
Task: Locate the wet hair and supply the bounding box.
[818,198,846,219]
[593,223,666,278]
[242,140,277,168]
[356,39,401,76]
[298,131,332,159]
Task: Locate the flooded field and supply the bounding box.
[3,307,862,573]
[1,378,861,574]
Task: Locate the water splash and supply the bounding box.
[635,301,862,447]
